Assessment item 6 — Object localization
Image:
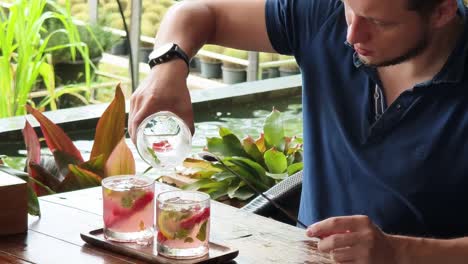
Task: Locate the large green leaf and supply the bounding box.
[182,178,217,191]
[242,136,264,164]
[206,137,225,156]
[206,127,248,158]
[263,109,285,151]
[183,158,219,171]
[220,130,249,157]
[26,105,83,162]
[211,171,237,182]
[264,148,288,174]
[203,181,230,200]
[227,179,243,198]
[224,158,271,191]
[90,84,126,162]
[104,137,135,177]
[229,185,255,201]
[226,157,272,186]
[287,162,304,175]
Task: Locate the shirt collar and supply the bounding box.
[346,0,468,85]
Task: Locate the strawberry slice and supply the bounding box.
[152,140,173,152]
[105,192,154,228]
[157,231,168,243]
[180,207,210,229]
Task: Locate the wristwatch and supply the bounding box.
[147,43,190,70]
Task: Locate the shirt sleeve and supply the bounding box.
[265,0,343,55]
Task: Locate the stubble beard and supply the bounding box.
[361,31,430,68]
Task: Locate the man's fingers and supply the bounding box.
[307,215,371,238]
[317,232,360,253]
[330,246,356,263]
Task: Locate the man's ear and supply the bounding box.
[430,0,459,28]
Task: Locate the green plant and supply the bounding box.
[45,22,114,61]
[222,48,248,69]
[0,84,135,216]
[183,109,304,201]
[0,0,90,118]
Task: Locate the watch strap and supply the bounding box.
[148,44,190,70]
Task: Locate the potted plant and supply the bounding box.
[0,84,135,216]
[260,52,280,79]
[111,37,129,56]
[182,109,304,205]
[0,0,90,118]
[45,21,114,84]
[221,48,248,84]
[199,45,224,79]
[278,55,300,76]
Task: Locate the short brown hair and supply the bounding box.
[407,0,443,14]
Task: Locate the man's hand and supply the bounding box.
[128,59,194,143]
[306,215,399,264]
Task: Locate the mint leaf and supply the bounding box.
[196,221,207,241]
[184,237,194,243]
[147,147,160,164]
[121,195,133,208]
[175,228,189,239]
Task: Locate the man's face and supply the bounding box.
[343,0,432,67]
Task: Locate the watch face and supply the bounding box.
[149,43,175,60]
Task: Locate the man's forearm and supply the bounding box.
[390,234,468,264]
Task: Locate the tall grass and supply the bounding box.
[0,0,92,118]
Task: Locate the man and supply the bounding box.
[129,0,468,262]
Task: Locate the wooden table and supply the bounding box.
[0,184,333,264]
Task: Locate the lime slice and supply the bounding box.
[157,210,180,240]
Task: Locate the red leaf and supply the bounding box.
[22,121,42,193]
[104,137,135,177]
[29,162,61,195]
[90,83,126,162]
[26,105,83,162]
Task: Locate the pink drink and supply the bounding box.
[102,175,155,245]
[156,191,210,259]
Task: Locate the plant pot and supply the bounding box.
[111,38,129,55]
[279,67,300,77]
[189,57,201,73]
[139,47,153,63]
[261,67,280,79]
[200,60,222,79]
[54,56,102,85]
[221,66,246,84]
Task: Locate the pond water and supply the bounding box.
[2,95,303,171]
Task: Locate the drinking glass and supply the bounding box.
[156,190,210,259]
[102,175,155,245]
[136,111,192,177]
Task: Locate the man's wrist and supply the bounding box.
[387,234,414,264]
[151,58,189,77]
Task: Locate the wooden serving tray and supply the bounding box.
[81,228,239,264]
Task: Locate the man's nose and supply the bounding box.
[346,16,370,45]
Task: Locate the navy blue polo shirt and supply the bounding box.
[266,0,468,238]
